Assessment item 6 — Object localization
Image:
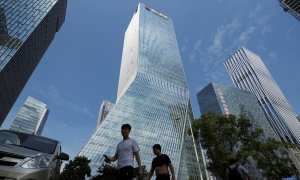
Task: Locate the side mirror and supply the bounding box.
[57,152,69,161]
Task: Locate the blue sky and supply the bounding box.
[2,0,300,160]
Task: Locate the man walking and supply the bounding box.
[108,124,143,180]
[227,158,252,180]
[146,144,176,180]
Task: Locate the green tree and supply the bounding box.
[91,163,148,180]
[190,112,298,179]
[60,156,91,180]
[254,139,297,179]
[90,164,117,180]
[134,166,148,179]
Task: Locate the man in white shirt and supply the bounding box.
[108,124,143,180]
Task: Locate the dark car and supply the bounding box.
[0,129,69,180]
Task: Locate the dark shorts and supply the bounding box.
[117,166,134,180]
[156,174,170,180]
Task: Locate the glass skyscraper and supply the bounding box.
[197,82,277,139]
[79,3,205,179]
[279,0,300,20]
[224,47,300,145]
[9,96,49,135]
[197,82,278,179]
[0,0,67,126]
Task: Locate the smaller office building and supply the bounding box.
[9,96,48,135]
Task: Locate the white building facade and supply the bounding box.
[224,47,300,145]
[9,96,48,135]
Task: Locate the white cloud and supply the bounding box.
[285,28,294,41]
[185,19,242,90]
[249,3,263,18]
[188,53,196,63]
[238,26,256,45]
[208,19,240,54]
[181,37,188,52]
[261,25,271,35]
[193,39,202,51]
[258,51,279,68]
[187,38,231,92]
[188,39,202,63]
[256,15,271,26]
[248,2,273,36]
[186,1,276,94]
[207,28,226,54]
[33,84,96,119]
[269,52,278,60]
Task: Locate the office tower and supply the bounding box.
[224,47,300,145]
[9,96,49,135]
[0,0,67,126]
[197,83,279,179]
[79,3,205,179]
[197,83,277,140]
[97,100,114,128]
[279,0,300,20]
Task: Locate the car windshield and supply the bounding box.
[0,130,58,154]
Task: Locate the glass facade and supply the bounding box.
[197,82,277,140]
[279,0,300,20]
[197,83,279,179]
[9,96,49,135]
[224,47,300,145]
[79,3,205,179]
[0,0,67,125]
[96,100,114,128]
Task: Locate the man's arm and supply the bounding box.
[109,154,118,161]
[240,165,251,180]
[146,168,154,180]
[109,145,118,162]
[244,173,251,180]
[134,151,143,177]
[168,163,176,180]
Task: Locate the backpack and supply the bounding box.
[228,165,243,180]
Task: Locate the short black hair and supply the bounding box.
[228,158,236,164]
[153,144,161,151]
[121,124,131,130]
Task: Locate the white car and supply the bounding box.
[0,129,69,180]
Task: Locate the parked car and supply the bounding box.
[0,129,69,180]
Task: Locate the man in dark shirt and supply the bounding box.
[146,144,176,180]
[227,158,251,180]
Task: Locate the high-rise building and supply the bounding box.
[9,96,49,135]
[197,83,277,139]
[0,0,67,126]
[279,0,300,20]
[197,83,278,179]
[79,3,205,179]
[97,100,114,128]
[224,47,300,145]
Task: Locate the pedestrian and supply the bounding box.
[146,144,176,180]
[106,124,143,180]
[227,157,252,180]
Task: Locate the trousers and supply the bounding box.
[156,174,170,180]
[116,166,134,180]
